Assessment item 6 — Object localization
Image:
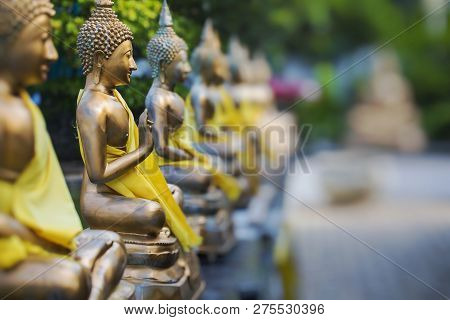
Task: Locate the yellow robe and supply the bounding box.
[156,93,242,202]
[0,91,83,269]
[77,90,201,251]
[187,89,261,194]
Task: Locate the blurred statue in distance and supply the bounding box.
[0,0,130,300]
[76,0,203,299]
[348,51,427,152]
[189,20,255,208]
[227,38,299,225]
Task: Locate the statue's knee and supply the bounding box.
[138,202,166,234]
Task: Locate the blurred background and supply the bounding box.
[38,0,450,299]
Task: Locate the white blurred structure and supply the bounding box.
[348,51,427,153]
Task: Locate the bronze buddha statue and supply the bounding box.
[145,2,240,256]
[76,0,204,299]
[189,20,254,205]
[0,0,130,300]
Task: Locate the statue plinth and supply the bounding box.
[184,190,236,259]
[115,228,204,299]
[123,251,205,300]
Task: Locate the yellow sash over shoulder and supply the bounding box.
[77,90,201,251]
[157,94,242,202]
[186,90,260,194]
[0,91,83,269]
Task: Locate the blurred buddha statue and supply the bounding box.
[227,39,298,224]
[189,20,239,155]
[76,0,203,299]
[146,3,241,256]
[0,0,130,300]
[189,20,252,201]
[348,51,426,152]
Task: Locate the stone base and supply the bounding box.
[123,251,205,300]
[108,280,136,300]
[188,209,236,259]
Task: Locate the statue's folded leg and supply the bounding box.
[0,257,91,300]
[81,191,166,236]
[74,230,127,300]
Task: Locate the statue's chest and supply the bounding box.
[105,101,130,148]
[0,102,34,175]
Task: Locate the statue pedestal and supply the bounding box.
[184,192,236,260]
[189,209,235,260]
[123,251,205,300]
[108,280,136,300]
[120,233,205,300]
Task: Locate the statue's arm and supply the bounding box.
[150,99,193,161]
[77,103,152,185]
[191,91,218,139]
[0,213,35,240]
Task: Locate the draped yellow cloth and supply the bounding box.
[77,90,201,251]
[156,94,242,202]
[0,91,83,269]
[186,89,260,194]
[239,99,276,162]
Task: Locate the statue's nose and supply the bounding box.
[45,39,59,63]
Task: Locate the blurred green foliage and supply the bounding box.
[178,0,450,144]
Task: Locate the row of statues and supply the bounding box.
[0,0,284,299]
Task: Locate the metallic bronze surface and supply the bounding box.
[76,0,203,299]
[145,4,234,256]
[0,0,127,300]
[145,0,213,193]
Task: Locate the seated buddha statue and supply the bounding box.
[228,39,299,223]
[188,21,238,160]
[0,0,129,300]
[145,2,240,255]
[189,20,254,200]
[76,0,203,299]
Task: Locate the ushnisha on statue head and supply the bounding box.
[191,19,230,85]
[0,0,58,86]
[227,36,253,84]
[147,0,191,86]
[77,0,136,86]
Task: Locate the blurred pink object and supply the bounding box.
[270,77,302,102]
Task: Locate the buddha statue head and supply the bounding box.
[191,19,230,85]
[251,52,272,84]
[0,0,58,88]
[227,36,252,84]
[147,0,191,86]
[77,0,136,87]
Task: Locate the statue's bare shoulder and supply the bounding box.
[77,91,110,132]
[146,88,170,119]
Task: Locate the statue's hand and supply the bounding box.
[138,110,154,153]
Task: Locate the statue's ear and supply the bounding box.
[159,60,166,84]
[93,50,106,84]
[93,50,106,69]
